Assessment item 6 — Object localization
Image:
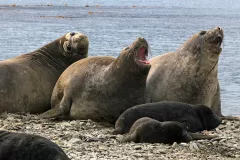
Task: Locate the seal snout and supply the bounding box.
[208,27,224,49]
[216,26,222,31]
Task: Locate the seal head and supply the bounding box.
[62,32,89,62]
[194,104,222,130]
[115,37,151,75]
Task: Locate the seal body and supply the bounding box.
[40,37,151,123]
[145,27,224,117]
[122,117,192,144]
[0,32,89,113]
[0,130,70,160]
[113,101,221,134]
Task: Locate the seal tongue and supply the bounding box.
[137,47,150,64]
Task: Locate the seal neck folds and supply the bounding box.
[30,32,89,74]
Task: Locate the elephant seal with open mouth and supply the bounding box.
[145,27,224,117]
[40,37,151,123]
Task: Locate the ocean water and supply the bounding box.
[0,0,240,115]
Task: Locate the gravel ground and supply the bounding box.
[0,113,239,160]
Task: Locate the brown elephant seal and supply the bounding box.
[0,32,89,114]
[40,37,151,123]
[145,27,223,117]
[0,130,70,160]
[122,117,217,144]
[113,101,221,134]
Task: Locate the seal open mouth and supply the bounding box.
[135,47,150,65]
[214,35,223,48]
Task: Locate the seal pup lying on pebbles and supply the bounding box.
[113,101,221,134]
[145,27,224,117]
[122,117,217,144]
[0,130,70,160]
[0,32,89,114]
[40,37,151,123]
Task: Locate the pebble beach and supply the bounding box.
[0,113,239,160]
[1,1,240,160]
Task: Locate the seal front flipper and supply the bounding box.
[40,95,72,119]
[188,132,218,140]
[211,83,223,117]
[121,131,139,143]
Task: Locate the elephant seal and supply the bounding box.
[0,32,89,114]
[113,101,221,134]
[145,27,224,117]
[0,130,70,160]
[40,37,151,123]
[122,117,217,144]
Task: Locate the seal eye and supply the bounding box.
[70,32,75,36]
[200,31,206,36]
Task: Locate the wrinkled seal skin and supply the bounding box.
[122,117,217,144]
[0,32,89,114]
[113,101,221,134]
[122,117,192,144]
[145,27,224,117]
[0,130,70,160]
[40,37,151,123]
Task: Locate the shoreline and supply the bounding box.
[0,113,239,160]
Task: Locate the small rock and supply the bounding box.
[159,149,167,154]
[235,155,240,158]
[189,144,194,151]
[134,146,142,150]
[133,153,142,157]
[69,138,81,144]
[180,143,189,147]
[172,142,178,148]
[212,141,218,145]
[85,137,99,142]
[215,128,222,134]
[219,139,227,143]
[99,145,108,150]
[217,146,225,153]
[191,142,199,151]
[6,116,14,121]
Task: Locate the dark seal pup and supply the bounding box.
[113,101,221,134]
[122,117,217,144]
[40,37,151,123]
[0,32,89,114]
[0,130,70,160]
[145,27,224,117]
